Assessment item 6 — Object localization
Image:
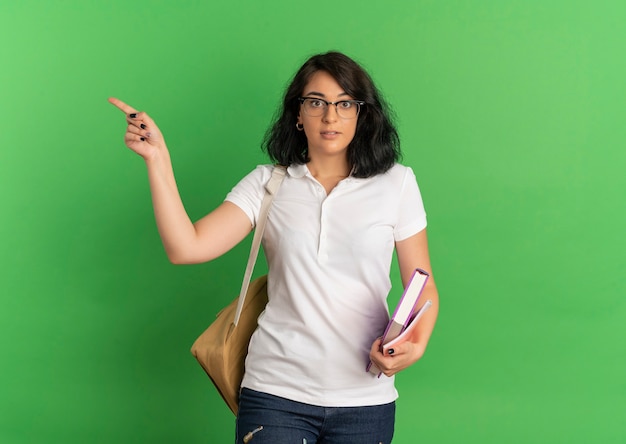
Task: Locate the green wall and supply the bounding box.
[1,1,624,443]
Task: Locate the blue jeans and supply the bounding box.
[235,388,395,444]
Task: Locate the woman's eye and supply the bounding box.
[309,99,324,108]
[339,101,353,109]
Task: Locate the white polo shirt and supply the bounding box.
[225,163,427,407]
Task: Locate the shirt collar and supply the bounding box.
[287,163,360,183]
[287,163,310,179]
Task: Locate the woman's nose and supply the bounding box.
[322,104,338,122]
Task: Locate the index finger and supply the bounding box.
[108,97,138,115]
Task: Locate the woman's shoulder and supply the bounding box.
[381,163,417,181]
[249,164,276,175]
[236,164,275,184]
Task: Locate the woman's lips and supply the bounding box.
[320,131,341,139]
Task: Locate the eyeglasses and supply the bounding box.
[298,97,365,119]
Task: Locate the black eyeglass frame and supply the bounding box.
[297,97,366,118]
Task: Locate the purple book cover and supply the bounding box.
[366,268,430,375]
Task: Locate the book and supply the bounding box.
[381,300,432,352]
[367,268,431,376]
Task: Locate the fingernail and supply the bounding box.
[388,348,395,355]
[145,132,152,138]
[129,113,137,118]
[140,137,145,141]
[140,123,146,129]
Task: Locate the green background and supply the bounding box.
[1,0,625,443]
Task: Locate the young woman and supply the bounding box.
[110,51,439,444]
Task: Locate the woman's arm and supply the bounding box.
[369,228,440,377]
[109,98,252,264]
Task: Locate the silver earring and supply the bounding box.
[296,123,304,131]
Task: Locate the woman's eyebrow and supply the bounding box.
[303,91,350,98]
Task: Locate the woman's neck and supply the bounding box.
[306,156,351,180]
[306,156,351,194]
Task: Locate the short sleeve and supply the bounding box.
[393,166,428,241]
[224,165,273,228]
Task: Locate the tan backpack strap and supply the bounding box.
[233,166,287,326]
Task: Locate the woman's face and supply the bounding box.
[297,70,358,160]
